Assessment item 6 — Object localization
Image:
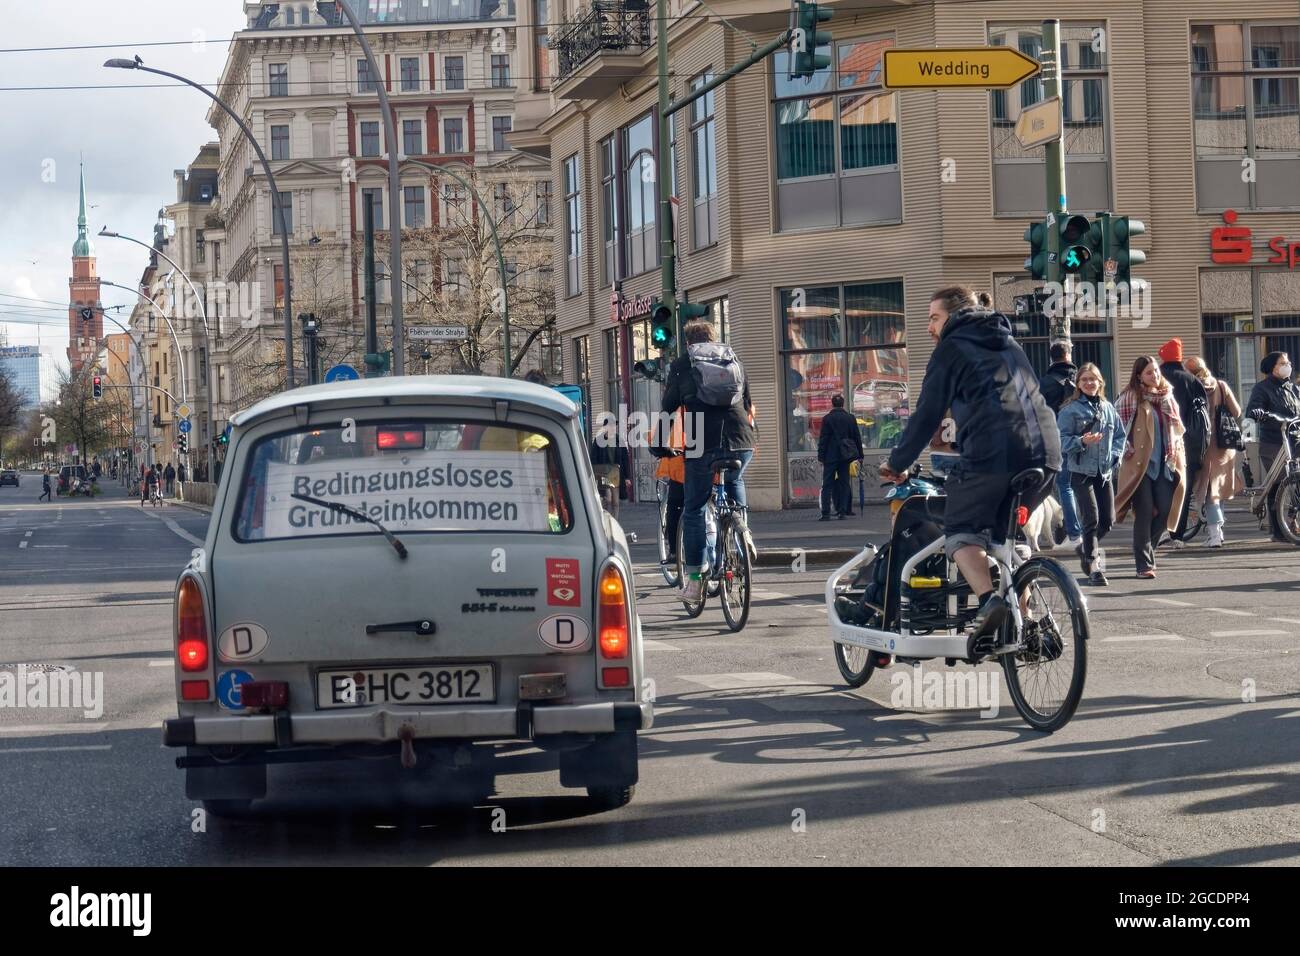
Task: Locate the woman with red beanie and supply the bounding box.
[1158,338,1208,544]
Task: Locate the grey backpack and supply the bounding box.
[687,342,744,407]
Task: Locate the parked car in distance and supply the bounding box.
[163,376,650,819]
[0,469,19,488]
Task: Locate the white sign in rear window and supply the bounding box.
[262,450,551,536]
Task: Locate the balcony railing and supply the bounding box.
[553,1,653,85]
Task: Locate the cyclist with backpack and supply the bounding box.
[1158,338,1210,545]
[662,319,756,603]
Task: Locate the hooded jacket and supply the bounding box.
[1039,361,1077,413]
[1159,361,1208,436]
[887,307,1061,475]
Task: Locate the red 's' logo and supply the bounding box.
[1210,209,1253,264]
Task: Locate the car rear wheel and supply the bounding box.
[586,785,635,811]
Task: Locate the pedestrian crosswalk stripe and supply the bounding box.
[1146,597,1194,607]
[678,672,799,690]
[1100,634,1185,642]
[147,660,173,667]
[1207,608,1254,617]
[0,745,112,755]
[644,641,681,652]
[1269,618,1300,625]
[1210,629,1288,637]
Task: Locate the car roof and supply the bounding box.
[230,376,580,430]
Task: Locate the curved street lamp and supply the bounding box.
[100,279,189,406]
[100,227,215,479]
[104,55,297,390]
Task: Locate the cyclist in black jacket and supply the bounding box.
[880,286,1061,639]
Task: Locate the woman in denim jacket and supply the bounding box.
[1057,363,1127,586]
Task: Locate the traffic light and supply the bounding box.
[1023,219,1048,280]
[650,301,675,353]
[177,433,188,455]
[1057,214,1094,277]
[633,358,662,381]
[790,2,832,80]
[364,350,392,376]
[1103,214,1147,287]
[92,375,102,399]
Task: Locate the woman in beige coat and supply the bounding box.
[1185,356,1243,548]
[1115,356,1187,578]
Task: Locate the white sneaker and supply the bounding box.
[1208,523,1225,548]
[743,527,757,563]
[1067,535,1083,554]
[1096,548,1106,573]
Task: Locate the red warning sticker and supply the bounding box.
[546,558,581,606]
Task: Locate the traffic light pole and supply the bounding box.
[1041,18,1070,346]
[657,0,797,352]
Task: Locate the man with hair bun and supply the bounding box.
[879,285,1061,640]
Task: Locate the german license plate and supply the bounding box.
[316,665,495,708]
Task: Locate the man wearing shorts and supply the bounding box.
[880,287,1061,639]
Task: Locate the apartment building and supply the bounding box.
[210,0,553,412]
[513,0,1300,509]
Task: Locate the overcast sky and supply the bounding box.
[0,0,246,360]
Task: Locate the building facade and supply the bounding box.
[517,0,1300,509]
[209,0,553,415]
[0,345,58,409]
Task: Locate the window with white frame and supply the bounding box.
[443,117,465,153]
[402,119,423,156]
[360,120,381,157]
[600,136,617,286]
[271,124,290,160]
[268,62,289,97]
[361,187,384,230]
[271,190,293,235]
[621,112,657,276]
[400,56,421,92]
[492,115,513,151]
[403,186,426,228]
[357,58,379,93]
[536,179,552,225]
[445,55,465,90]
[563,153,581,297]
[491,54,510,88]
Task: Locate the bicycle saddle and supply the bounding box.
[1010,467,1045,493]
[712,458,744,472]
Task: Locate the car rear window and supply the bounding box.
[233,420,574,541]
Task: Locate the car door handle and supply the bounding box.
[366,619,436,636]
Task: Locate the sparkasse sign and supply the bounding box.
[1210,209,1300,268]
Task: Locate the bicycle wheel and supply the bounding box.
[658,487,680,586]
[675,522,706,618]
[1001,556,1088,733]
[719,520,751,632]
[834,643,876,688]
[1273,476,1300,546]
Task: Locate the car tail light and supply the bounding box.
[598,565,629,659]
[240,681,288,709]
[177,577,209,673]
[377,425,425,450]
[180,680,210,701]
[601,667,630,688]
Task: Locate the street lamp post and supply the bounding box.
[99,228,216,482]
[95,313,150,468]
[335,0,404,375]
[103,56,297,391]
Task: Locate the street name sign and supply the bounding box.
[1014,96,1062,148]
[408,325,468,341]
[883,47,1041,89]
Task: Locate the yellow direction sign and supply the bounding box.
[883,47,1041,90]
[1015,96,1062,148]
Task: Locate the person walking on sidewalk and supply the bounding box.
[1185,356,1243,548]
[1115,356,1187,579]
[817,394,863,521]
[164,462,176,497]
[1158,338,1208,545]
[176,461,187,502]
[1057,364,1125,586]
[1039,342,1082,550]
[39,469,52,502]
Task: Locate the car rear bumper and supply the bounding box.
[163,700,653,748]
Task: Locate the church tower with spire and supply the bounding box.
[67,162,102,372]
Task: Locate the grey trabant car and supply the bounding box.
[163,377,650,815]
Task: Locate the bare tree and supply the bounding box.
[50,368,114,465]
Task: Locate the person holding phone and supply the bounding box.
[1056,363,1125,586]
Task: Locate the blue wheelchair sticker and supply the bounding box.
[217,669,254,710]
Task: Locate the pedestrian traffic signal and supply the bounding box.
[633,358,661,380]
[1058,214,1094,276]
[92,375,102,399]
[790,2,833,80]
[650,301,675,353]
[1103,215,1146,286]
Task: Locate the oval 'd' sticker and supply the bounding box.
[217,622,270,662]
[538,614,591,652]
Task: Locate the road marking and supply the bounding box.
[32,545,69,548]
[751,589,794,600]
[147,659,174,667]
[1210,629,1289,637]
[1269,618,1300,625]
[644,641,681,652]
[24,531,32,537]
[139,509,204,546]
[0,745,113,755]
[1208,608,1254,617]
[18,541,26,549]
[1100,634,1185,643]
[1146,598,1194,607]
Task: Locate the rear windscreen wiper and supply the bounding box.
[290,492,408,560]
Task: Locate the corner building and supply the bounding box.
[513,0,1300,509]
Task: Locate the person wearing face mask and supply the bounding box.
[1056,363,1125,586]
[1115,356,1187,579]
[1246,351,1300,477]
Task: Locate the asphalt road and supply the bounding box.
[1,470,1298,866]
